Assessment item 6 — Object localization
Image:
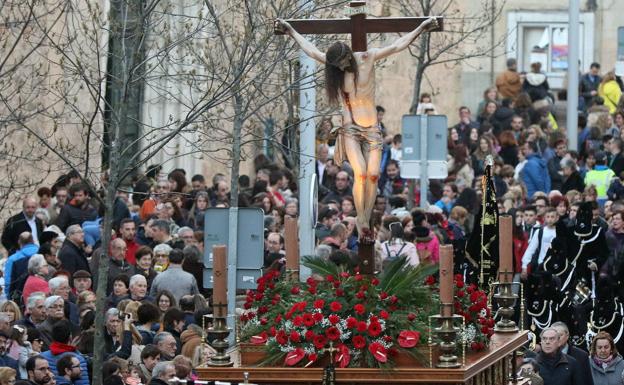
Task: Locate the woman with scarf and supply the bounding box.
[589,331,624,385]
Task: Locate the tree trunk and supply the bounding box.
[230,88,243,208]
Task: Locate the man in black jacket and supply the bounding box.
[580,62,602,110]
[58,225,90,277]
[55,183,97,232]
[1,197,43,253]
[536,327,583,385]
[561,158,585,194]
[551,322,594,385]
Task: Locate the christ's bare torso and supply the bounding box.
[341,52,377,128]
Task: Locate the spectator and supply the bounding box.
[589,331,624,385]
[496,58,522,99]
[162,308,185,355]
[551,322,594,385]
[264,232,285,268]
[136,303,161,345]
[609,138,624,176]
[40,320,89,385]
[2,197,43,254]
[128,275,153,302]
[561,158,585,195]
[453,106,479,143]
[4,232,39,299]
[598,71,622,114]
[580,62,602,110]
[434,183,457,214]
[523,62,550,102]
[106,275,130,309]
[148,361,175,385]
[91,238,132,295]
[58,225,89,277]
[0,368,17,385]
[103,308,133,360]
[24,355,52,385]
[380,221,418,267]
[187,191,209,230]
[322,171,353,204]
[521,208,558,279]
[17,293,47,329]
[22,255,50,306]
[155,291,177,314]
[56,354,82,385]
[547,140,567,192]
[498,131,519,167]
[133,246,158,289]
[0,331,19,375]
[535,327,582,385]
[36,296,66,349]
[153,332,177,361]
[138,345,160,383]
[149,249,199,302]
[585,151,616,205]
[118,218,139,265]
[521,141,551,199]
[54,183,97,232]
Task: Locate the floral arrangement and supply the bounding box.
[424,273,495,351]
[239,256,437,368]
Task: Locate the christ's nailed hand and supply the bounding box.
[274,19,291,35]
[423,17,439,31]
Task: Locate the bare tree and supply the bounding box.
[393,0,507,114]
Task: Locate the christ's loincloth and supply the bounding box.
[332,124,382,166]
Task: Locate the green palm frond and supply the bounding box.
[302,255,341,277]
[379,255,410,291]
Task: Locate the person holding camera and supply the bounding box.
[103,308,133,360]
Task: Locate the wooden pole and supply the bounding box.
[284,217,300,280]
[498,215,513,283]
[212,245,228,318]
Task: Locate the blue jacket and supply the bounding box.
[522,153,551,198]
[0,354,19,378]
[4,243,39,295]
[40,349,90,385]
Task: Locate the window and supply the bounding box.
[618,27,624,61]
[518,24,584,73]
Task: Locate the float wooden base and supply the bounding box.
[196,332,527,384]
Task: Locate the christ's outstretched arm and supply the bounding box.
[276,19,326,64]
[371,17,438,61]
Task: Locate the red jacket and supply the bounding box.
[125,239,140,265]
[513,234,528,273]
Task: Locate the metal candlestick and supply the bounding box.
[432,303,462,368]
[492,272,519,333]
[207,304,233,367]
[286,268,299,282]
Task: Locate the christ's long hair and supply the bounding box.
[325,42,358,106]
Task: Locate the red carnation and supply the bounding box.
[305,330,315,341]
[313,312,324,322]
[379,292,388,300]
[258,306,268,314]
[368,321,382,337]
[308,353,318,362]
[260,317,267,325]
[346,317,358,328]
[407,313,416,321]
[368,342,387,363]
[371,278,380,286]
[424,275,436,285]
[398,330,420,348]
[274,314,282,323]
[276,330,288,345]
[243,302,252,310]
[379,310,389,320]
[306,277,316,285]
[240,314,248,322]
[339,272,350,278]
[284,347,305,366]
[335,288,344,296]
[254,292,264,301]
[330,301,342,312]
[313,335,327,349]
[326,275,335,282]
[457,290,465,298]
[352,335,366,349]
[290,330,301,343]
[390,295,398,304]
[314,299,325,309]
[356,321,367,332]
[354,304,365,315]
[269,326,276,337]
[326,326,341,341]
[308,286,317,294]
[355,274,363,281]
[303,313,315,327]
[333,281,341,288]
[328,314,340,324]
[356,291,366,299]
[384,335,393,342]
[293,316,303,327]
[291,286,300,295]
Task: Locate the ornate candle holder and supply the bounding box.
[431,303,462,368]
[492,272,519,333]
[286,268,299,282]
[207,304,233,367]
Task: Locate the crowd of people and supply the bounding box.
[0,59,623,385]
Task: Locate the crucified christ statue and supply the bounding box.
[276,16,438,239]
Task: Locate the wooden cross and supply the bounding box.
[275,1,443,52]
